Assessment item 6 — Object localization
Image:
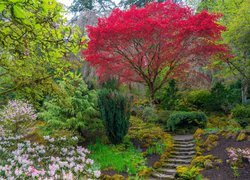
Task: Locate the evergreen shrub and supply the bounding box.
[98,89,130,144]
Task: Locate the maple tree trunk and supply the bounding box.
[148,82,156,103]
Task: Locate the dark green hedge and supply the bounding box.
[166,111,207,132]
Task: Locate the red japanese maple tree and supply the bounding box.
[83,1,228,99]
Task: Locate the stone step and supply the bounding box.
[174,147,195,152]
[165,158,191,164]
[171,151,196,156]
[151,172,175,179]
[174,139,194,144]
[174,143,195,148]
[162,163,188,168]
[157,168,177,175]
[174,137,194,140]
[169,155,193,160]
[173,135,193,141]
[174,143,195,147]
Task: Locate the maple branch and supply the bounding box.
[0,74,54,96]
[114,47,151,85]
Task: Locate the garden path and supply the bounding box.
[150,135,195,179]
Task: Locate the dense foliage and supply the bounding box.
[166,111,207,132]
[156,79,179,109]
[84,1,228,99]
[70,0,117,13]
[128,116,173,149]
[39,73,102,138]
[0,0,249,179]
[231,105,250,128]
[0,0,81,105]
[98,88,130,144]
[198,0,250,103]
[186,82,241,112]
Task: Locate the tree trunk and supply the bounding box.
[242,80,249,104]
[148,82,156,103]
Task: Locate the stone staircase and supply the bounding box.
[150,135,195,179]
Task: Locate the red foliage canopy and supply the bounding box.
[83,1,228,99]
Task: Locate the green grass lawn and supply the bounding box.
[88,142,146,175]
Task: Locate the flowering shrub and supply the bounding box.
[0,100,37,133]
[0,135,100,179]
[227,147,250,177]
[227,147,250,165]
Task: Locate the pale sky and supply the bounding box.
[57,0,74,7]
[57,0,121,7]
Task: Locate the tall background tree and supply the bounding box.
[70,0,117,14]
[119,0,183,8]
[198,0,250,103]
[83,1,228,100]
[0,0,81,105]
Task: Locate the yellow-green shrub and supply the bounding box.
[194,128,205,139]
[128,116,173,170]
[128,116,172,148]
[191,155,214,168]
[176,166,202,180]
[203,134,219,151]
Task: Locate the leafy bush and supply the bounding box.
[145,142,165,155]
[207,116,241,130]
[88,142,146,174]
[176,165,202,180]
[128,116,173,150]
[186,90,212,110]
[210,82,240,112]
[142,106,159,123]
[166,111,207,132]
[186,82,241,112]
[232,105,250,118]
[131,98,150,117]
[39,73,103,139]
[191,155,215,168]
[0,100,37,134]
[157,110,173,124]
[231,105,250,128]
[98,89,130,144]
